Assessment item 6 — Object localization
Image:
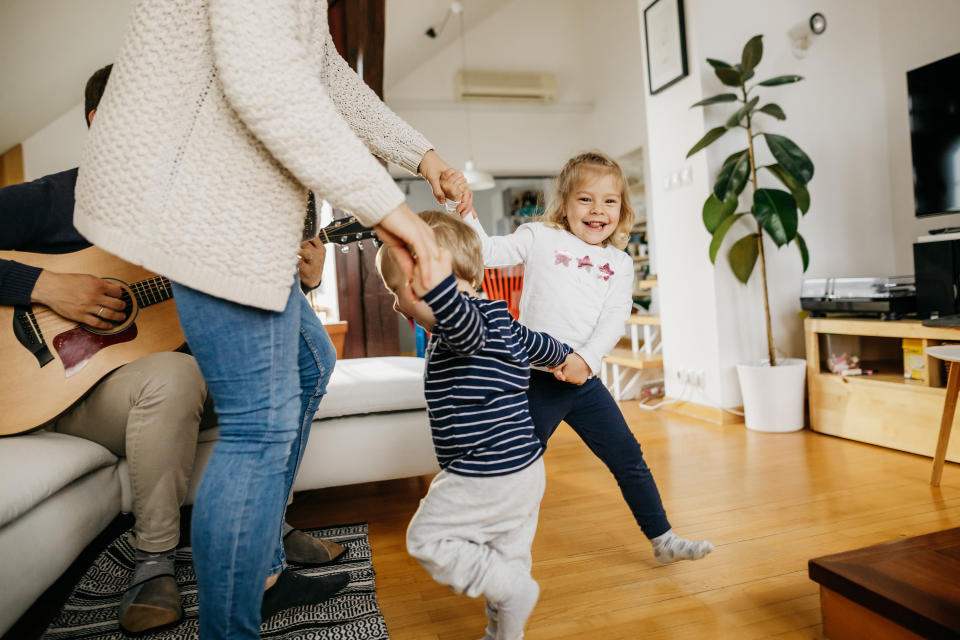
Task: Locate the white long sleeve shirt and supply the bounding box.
[465,218,634,375]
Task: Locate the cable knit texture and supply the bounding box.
[74,0,432,311]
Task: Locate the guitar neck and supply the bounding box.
[130,276,173,309]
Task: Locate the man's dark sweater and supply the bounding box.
[0,168,90,305]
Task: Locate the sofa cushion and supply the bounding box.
[315,356,426,419]
[0,431,118,528]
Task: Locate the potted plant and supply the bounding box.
[687,35,814,432]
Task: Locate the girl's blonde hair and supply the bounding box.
[541,151,635,250]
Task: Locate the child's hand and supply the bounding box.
[439,169,476,219]
[552,353,591,385]
[411,247,454,298]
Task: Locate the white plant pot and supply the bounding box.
[736,358,807,432]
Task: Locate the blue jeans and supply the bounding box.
[172,281,336,639]
[526,371,671,539]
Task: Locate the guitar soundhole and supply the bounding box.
[86,280,139,336]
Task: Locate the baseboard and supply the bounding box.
[663,399,744,425]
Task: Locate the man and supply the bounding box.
[0,65,344,634]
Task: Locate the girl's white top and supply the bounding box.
[73,0,432,311]
[465,218,634,375]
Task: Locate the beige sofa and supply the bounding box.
[0,356,436,635]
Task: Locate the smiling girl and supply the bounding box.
[443,152,713,564]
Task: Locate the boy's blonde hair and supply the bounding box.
[541,151,635,250]
[416,210,485,288]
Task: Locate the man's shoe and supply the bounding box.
[284,529,347,566]
[118,574,182,635]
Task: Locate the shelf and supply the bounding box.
[814,371,944,395]
[632,255,649,262]
[635,279,658,289]
[806,317,960,341]
[603,347,663,370]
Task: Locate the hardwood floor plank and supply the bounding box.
[286,402,960,639]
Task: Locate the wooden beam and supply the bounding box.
[328,0,398,358]
[0,144,24,187]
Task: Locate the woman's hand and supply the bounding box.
[438,169,477,220]
[419,150,474,216]
[297,238,326,289]
[375,203,439,284]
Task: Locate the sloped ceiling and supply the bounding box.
[0,0,134,154]
[0,0,509,154]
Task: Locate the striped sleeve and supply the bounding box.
[422,274,486,355]
[512,320,572,368]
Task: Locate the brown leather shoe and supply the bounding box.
[118,574,182,635]
[284,529,347,566]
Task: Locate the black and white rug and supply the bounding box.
[42,523,389,640]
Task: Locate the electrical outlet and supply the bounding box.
[690,369,704,389]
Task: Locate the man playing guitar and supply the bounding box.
[0,65,345,635]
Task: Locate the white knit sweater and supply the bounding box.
[465,219,634,375]
[74,0,432,311]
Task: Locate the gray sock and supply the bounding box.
[282,521,295,537]
[651,529,713,564]
[131,547,176,588]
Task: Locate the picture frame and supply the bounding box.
[643,0,688,95]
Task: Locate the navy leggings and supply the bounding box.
[526,370,671,539]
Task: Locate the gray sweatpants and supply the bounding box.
[406,458,546,604]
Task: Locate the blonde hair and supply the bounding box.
[416,210,485,288]
[542,151,635,250]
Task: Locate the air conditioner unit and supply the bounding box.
[454,70,557,104]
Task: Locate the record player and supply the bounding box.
[800,276,916,320]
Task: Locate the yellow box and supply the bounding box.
[902,338,925,381]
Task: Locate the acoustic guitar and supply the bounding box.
[0,217,377,436]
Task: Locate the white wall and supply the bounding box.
[639,0,929,408]
[22,102,87,181]
[876,0,960,273]
[386,0,646,176]
[635,2,725,407]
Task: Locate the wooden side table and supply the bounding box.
[927,345,960,486]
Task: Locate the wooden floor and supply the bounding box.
[286,404,960,640]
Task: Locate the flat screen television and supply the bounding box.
[907,51,960,217]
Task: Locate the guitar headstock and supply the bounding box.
[318,217,380,251]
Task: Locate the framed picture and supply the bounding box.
[643,0,688,95]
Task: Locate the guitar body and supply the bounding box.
[0,246,185,436]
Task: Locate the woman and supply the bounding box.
[73,1,473,637]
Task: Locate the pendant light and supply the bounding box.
[455,2,495,191]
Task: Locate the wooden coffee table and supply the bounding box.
[809,527,960,639]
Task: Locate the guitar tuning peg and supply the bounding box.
[357,241,365,251]
[340,245,350,253]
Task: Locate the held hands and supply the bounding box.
[410,247,453,299]
[375,203,439,284]
[438,169,477,220]
[297,238,326,289]
[419,150,474,216]
[31,270,126,331]
[551,352,591,385]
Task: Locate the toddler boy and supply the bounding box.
[377,211,576,640]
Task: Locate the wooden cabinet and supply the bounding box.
[805,317,960,463]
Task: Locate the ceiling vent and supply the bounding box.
[454,70,557,104]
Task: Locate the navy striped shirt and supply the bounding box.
[421,275,572,477]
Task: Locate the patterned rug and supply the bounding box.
[42,523,389,639]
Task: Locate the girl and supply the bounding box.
[443,152,712,564]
